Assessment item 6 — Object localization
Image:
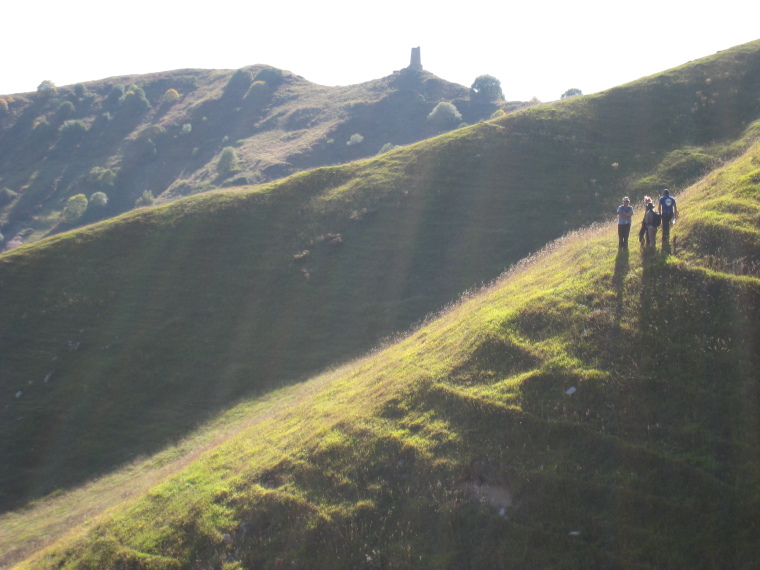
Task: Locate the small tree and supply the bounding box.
[217,146,239,176]
[58,120,88,146]
[89,191,108,207]
[561,88,583,99]
[427,102,462,130]
[121,85,151,114]
[56,100,76,122]
[134,190,155,207]
[346,133,364,146]
[61,194,88,223]
[378,142,399,154]
[163,88,180,104]
[37,80,57,99]
[88,166,117,188]
[471,75,503,101]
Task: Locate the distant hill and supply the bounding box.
[1,39,760,568]
[0,64,511,248]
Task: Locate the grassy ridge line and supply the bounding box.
[16,140,760,567]
[3,40,760,517]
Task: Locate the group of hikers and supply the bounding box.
[616,189,678,248]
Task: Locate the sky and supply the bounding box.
[3,1,759,102]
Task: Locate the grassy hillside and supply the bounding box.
[0,64,502,247]
[3,130,759,569]
[1,40,760,517]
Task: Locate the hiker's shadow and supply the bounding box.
[613,247,629,326]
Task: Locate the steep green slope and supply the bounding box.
[1,40,760,515]
[4,134,759,569]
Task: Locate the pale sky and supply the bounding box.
[2,1,759,102]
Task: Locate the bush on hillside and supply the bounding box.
[378,142,399,154]
[179,123,192,136]
[88,166,117,188]
[347,133,364,146]
[561,88,583,99]
[471,75,503,101]
[37,80,57,99]
[74,83,86,99]
[0,99,8,116]
[120,85,151,114]
[104,85,124,111]
[245,81,269,105]
[163,88,180,104]
[0,187,18,206]
[134,190,155,207]
[89,191,108,207]
[254,67,284,87]
[217,146,240,176]
[56,100,76,122]
[61,194,88,223]
[427,102,462,130]
[58,120,88,146]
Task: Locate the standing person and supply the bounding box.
[644,201,659,247]
[617,197,633,248]
[639,196,652,245]
[658,189,678,242]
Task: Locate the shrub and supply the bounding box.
[427,102,462,130]
[58,120,88,146]
[89,191,108,207]
[104,85,124,111]
[378,142,399,154]
[163,88,180,104]
[0,187,18,206]
[37,80,57,99]
[561,88,583,99]
[217,146,240,176]
[347,133,364,146]
[490,109,507,119]
[134,190,155,207]
[180,123,192,136]
[56,100,76,122]
[61,194,88,223]
[88,166,117,188]
[245,81,269,105]
[74,83,86,98]
[121,85,151,114]
[471,75,503,101]
[0,99,8,116]
[254,67,283,86]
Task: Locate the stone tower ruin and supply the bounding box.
[409,47,422,71]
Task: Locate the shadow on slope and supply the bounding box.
[1,40,760,514]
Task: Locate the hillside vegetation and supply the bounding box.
[3,120,759,569]
[1,40,760,518]
[0,63,505,247]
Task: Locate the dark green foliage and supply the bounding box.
[427,101,462,130]
[56,100,76,122]
[89,191,108,207]
[561,88,583,99]
[36,79,57,99]
[104,85,124,111]
[134,189,154,207]
[61,193,88,223]
[74,83,86,98]
[120,85,151,114]
[470,74,503,101]
[216,146,239,176]
[254,66,284,87]
[58,119,88,146]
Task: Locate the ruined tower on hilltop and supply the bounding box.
[408,47,422,71]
